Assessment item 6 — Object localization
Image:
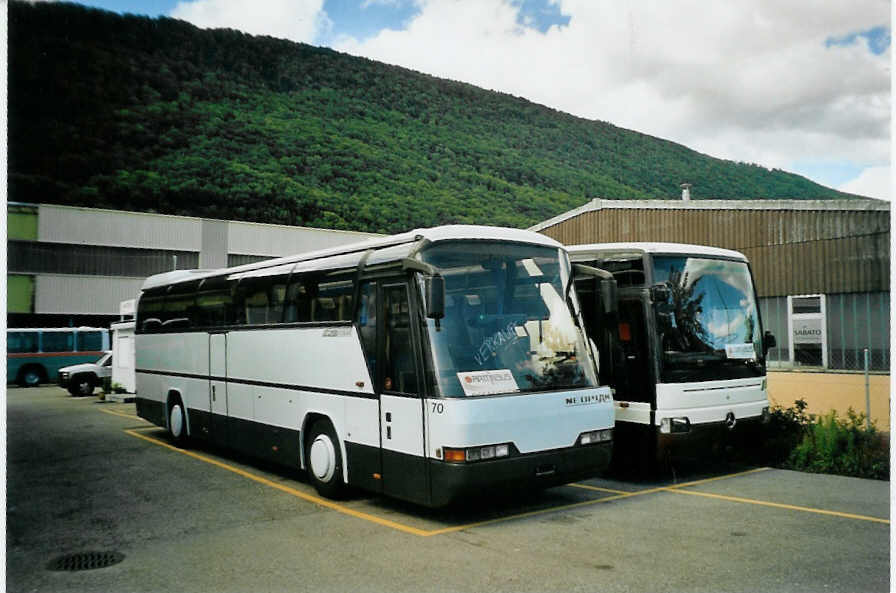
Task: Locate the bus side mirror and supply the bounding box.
[650,283,670,303]
[763,330,776,353]
[424,275,445,320]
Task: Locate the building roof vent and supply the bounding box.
[680,183,692,201]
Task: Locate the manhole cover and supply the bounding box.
[47,551,125,571]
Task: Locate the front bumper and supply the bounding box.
[58,372,70,388]
[427,441,612,507]
[657,415,763,461]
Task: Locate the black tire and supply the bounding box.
[72,374,95,397]
[17,365,44,388]
[305,420,346,499]
[168,397,189,447]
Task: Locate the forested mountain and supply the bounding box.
[9,2,860,233]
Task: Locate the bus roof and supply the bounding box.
[140,225,563,291]
[566,242,748,261]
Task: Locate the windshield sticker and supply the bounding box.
[457,370,520,396]
[725,343,756,359]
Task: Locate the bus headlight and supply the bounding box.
[442,443,513,463]
[660,417,691,434]
[579,428,613,445]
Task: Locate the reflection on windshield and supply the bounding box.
[420,242,597,397]
[653,256,764,382]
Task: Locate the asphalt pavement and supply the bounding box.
[6,385,890,593]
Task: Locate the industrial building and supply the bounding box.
[530,198,890,372]
[7,203,380,328]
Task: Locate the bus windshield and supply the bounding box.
[420,242,597,397]
[652,256,764,382]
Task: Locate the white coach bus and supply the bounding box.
[567,243,775,471]
[136,225,615,507]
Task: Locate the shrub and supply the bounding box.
[784,409,889,481]
[758,398,811,466]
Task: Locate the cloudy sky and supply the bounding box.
[54,0,891,200]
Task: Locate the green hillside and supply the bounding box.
[9,1,858,233]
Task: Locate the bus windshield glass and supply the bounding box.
[420,242,597,397]
[652,256,764,382]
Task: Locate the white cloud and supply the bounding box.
[170,0,326,43]
[333,0,890,195]
[838,165,891,200]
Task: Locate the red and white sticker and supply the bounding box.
[456,370,520,396]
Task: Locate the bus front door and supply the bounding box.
[209,332,228,447]
[359,280,429,505]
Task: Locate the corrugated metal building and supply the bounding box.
[530,199,890,372]
[7,203,380,327]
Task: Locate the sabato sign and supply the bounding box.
[792,319,823,345]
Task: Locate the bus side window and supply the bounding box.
[8,331,38,354]
[137,293,166,332]
[42,331,74,353]
[314,278,353,322]
[162,292,195,329]
[383,285,418,395]
[195,289,232,327]
[77,331,103,352]
[284,277,312,323]
[244,289,270,325]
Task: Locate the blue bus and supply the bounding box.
[7,328,110,387]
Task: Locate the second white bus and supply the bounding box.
[136,225,615,507]
[568,243,775,471]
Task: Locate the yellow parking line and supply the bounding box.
[123,429,433,537]
[424,490,648,536]
[569,483,633,495]
[98,407,146,422]
[666,487,890,525]
[666,466,772,489]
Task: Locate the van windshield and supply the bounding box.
[420,242,597,397]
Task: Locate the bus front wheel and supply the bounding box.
[305,420,345,499]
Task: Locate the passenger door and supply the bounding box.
[359,280,428,504]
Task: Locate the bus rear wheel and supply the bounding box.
[18,365,44,388]
[305,420,345,499]
[168,398,189,447]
